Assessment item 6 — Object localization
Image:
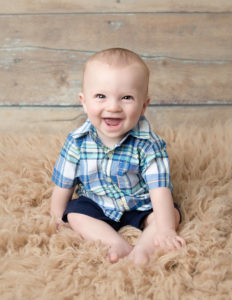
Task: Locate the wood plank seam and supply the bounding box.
[1,47,231,64]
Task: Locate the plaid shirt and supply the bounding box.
[52,116,172,222]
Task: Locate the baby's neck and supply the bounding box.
[96,131,125,149]
[101,138,121,149]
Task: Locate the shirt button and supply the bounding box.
[106,177,112,182]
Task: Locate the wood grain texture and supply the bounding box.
[0,49,231,105]
[0,107,231,134]
[1,10,231,106]
[1,0,232,13]
[0,49,83,106]
[1,14,231,60]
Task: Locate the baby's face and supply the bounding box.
[79,60,150,148]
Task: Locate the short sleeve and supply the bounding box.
[141,139,172,191]
[52,133,80,189]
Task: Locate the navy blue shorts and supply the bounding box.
[62,196,182,231]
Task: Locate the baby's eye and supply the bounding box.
[122,95,133,100]
[96,94,105,99]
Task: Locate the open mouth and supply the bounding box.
[103,118,123,127]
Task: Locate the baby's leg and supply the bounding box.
[67,213,133,263]
[129,209,180,265]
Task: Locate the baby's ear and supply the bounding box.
[146,96,150,106]
[78,92,84,103]
[78,92,87,113]
[142,96,150,114]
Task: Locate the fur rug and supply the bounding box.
[0,116,232,299]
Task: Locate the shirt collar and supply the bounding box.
[71,119,92,139]
[71,119,107,148]
[128,115,151,140]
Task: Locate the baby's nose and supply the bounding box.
[107,99,122,111]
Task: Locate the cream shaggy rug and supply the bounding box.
[0,117,232,299]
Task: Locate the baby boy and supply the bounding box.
[51,48,185,264]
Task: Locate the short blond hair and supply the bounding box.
[82,48,150,91]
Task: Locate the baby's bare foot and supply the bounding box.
[108,243,133,263]
[128,245,151,265]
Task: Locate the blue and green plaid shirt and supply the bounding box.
[52,116,172,222]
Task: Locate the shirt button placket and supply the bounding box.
[103,151,112,184]
[104,150,129,211]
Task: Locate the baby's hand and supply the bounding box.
[153,229,185,251]
[56,218,64,230]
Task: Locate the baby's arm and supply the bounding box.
[150,187,185,250]
[51,185,74,228]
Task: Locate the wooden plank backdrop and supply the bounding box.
[1,1,232,13]
[0,0,231,108]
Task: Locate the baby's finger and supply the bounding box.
[163,238,180,251]
[56,218,64,231]
[163,239,177,251]
[176,236,186,247]
[171,238,182,250]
